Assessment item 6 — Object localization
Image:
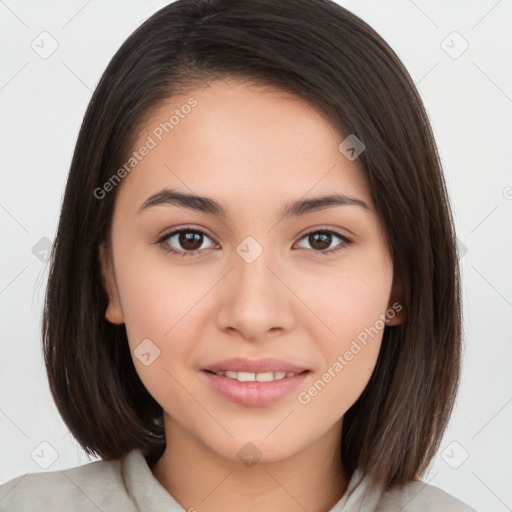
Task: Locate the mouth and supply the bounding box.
[200,368,311,407]
[203,369,310,382]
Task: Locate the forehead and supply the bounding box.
[115,79,373,216]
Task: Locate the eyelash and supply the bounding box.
[156,226,354,258]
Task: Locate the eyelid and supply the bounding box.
[296,224,354,241]
[155,224,216,244]
[294,227,354,255]
[155,225,218,255]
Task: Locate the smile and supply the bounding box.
[206,370,303,382]
[201,369,311,407]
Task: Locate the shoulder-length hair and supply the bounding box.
[43,0,462,489]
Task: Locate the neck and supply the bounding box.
[151,417,348,512]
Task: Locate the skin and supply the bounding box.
[99,78,404,512]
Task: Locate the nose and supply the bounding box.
[214,241,297,341]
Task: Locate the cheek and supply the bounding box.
[293,256,390,412]
[296,342,381,426]
[114,248,208,345]
[298,254,392,344]
[296,280,385,418]
[113,257,198,416]
[112,249,211,400]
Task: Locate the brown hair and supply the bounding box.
[42,0,462,489]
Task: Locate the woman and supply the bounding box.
[0,0,476,510]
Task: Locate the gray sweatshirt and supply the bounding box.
[0,449,477,511]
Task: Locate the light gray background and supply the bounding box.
[1,1,511,511]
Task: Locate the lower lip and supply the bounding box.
[200,370,310,407]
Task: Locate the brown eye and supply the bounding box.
[177,231,204,251]
[308,232,332,251]
[158,228,215,257]
[295,229,353,255]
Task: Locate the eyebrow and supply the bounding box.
[137,188,370,218]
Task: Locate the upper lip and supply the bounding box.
[203,357,309,374]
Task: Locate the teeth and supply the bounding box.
[215,370,297,382]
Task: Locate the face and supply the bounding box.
[99,78,403,466]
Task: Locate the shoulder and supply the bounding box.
[0,456,137,512]
[376,479,477,512]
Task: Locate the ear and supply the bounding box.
[98,242,125,324]
[386,272,406,326]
